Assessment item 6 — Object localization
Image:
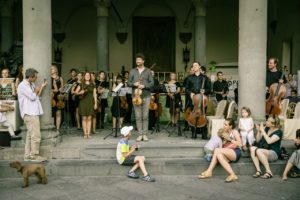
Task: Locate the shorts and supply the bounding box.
[121,155,136,166]
[268,150,278,162]
[232,148,241,163]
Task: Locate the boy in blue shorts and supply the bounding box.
[116,126,155,182]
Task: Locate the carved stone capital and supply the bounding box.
[192,0,207,17]
[94,0,111,16]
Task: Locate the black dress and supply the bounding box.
[165,82,182,113]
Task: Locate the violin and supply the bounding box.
[56,93,65,109]
[149,95,158,110]
[51,90,56,107]
[120,96,128,110]
[265,72,286,115]
[132,88,143,106]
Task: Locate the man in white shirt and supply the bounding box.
[17,68,48,162]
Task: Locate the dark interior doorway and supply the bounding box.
[132,17,175,72]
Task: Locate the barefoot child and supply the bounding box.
[238,107,254,151]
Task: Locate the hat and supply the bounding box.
[120,126,133,136]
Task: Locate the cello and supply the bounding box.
[184,78,208,131]
[265,72,286,115]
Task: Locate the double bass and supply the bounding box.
[265,72,286,115]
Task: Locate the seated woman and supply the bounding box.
[251,115,282,179]
[198,118,242,183]
[282,129,300,180]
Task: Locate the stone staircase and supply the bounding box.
[0,130,295,178]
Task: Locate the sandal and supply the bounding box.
[260,172,273,179]
[198,171,212,179]
[225,174,238,183]
[290,171,300,178]
[252,171,262,178]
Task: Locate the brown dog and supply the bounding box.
[10,161,48,188]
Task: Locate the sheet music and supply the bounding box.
[113,83,124,93]
[126,87,132,94]
[164,83,177,93]
[61,84,74,93]
[119,88,127,96]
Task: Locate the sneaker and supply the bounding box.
[24,155,47,162]
[142,175,155,182]
[204,154,212,162]
[136,135,143,142]
[142,135,149,141]
[127,171,139,179]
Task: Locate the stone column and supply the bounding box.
[193,0,206,65]
[95,0,110,72]
[292,17,300,75]
[0,0,13,53]
[238,0,268,121]
[23,0,56,147]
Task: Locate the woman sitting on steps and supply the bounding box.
[198,118,242,183]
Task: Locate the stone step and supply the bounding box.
[52,144,206,159]
[0,157,287,178]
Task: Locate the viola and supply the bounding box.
[132,88,143,105]
[265,72,286,115]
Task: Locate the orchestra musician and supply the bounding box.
[266,57,287,99]
[123,71,133,124]
[183,66,195,131]
[96,71,109,129]
[185,61,211,139]
[51,64,64,132]
[111,75,127,131]
[148,70,160,130]
[71,72,82,130]
[165,72,182,127]
[67,68,78,127]
[75,72,97,139]
[213,71,228,102]
[127,53,154,142]
[91,72,98,134]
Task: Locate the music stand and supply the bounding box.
[150,92,160,134]
[103,83,124,139]
[98,87,110,130]
[60,84,75,135]
[160,84,183,137]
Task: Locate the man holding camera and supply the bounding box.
[116,126,155,182]
[17,68,48,162]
